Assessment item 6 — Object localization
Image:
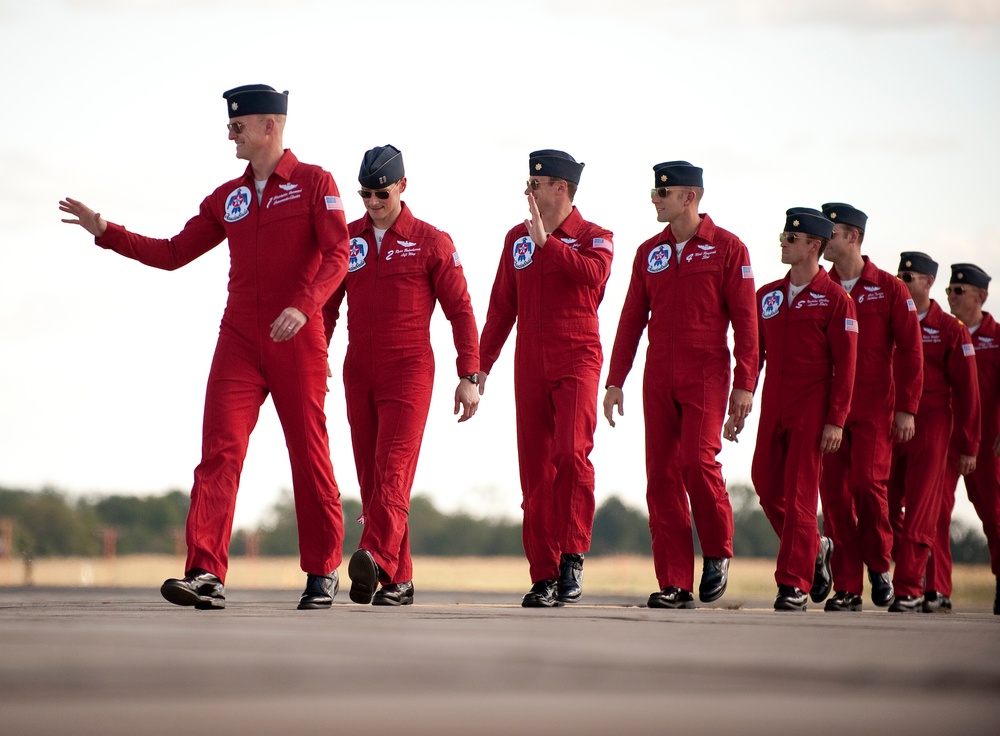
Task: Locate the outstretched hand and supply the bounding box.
[59,197,107,238]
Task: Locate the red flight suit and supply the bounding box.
[322,203,479,584]
[605,214,758,592]
[820,257,923,595]
[934,312,1000,593]
[95,150,350,582]
[887,301,979,597]
[752,268,858,591]
[479,207,613,583]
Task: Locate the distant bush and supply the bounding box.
[0,484,990,565]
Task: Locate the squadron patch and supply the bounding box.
[348,237,369,273]
[512,235,535,270]
[761,289,783,319]
[647,243,672,273]
[223,186,253,223]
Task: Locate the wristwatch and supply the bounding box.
[461,373,480,385]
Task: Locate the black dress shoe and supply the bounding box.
[373,581,415,606]
[348,549,381,605]
[647,586,695,609]
[810,537,833,603]
[557,553,584,603]
[921,591,952,613]
[699,557,730,603]
[888,594,922,612]
[994,577,999,616]
[297,571,339,610]
[774,585,807,611]
[521,579,560,608]
[868,570,895,607]
[824,590,863,612]
[160,569,225,610]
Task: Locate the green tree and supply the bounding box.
[591,496,651,554]
[91,490,188,554]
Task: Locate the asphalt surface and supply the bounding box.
[1,587,997,736]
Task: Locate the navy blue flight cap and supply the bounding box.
[529,149,585,184]
[653,161,704,188]
[898,252,938,277]
[359,145,404,189]
[822,202,868,232]
[950,263,991,289]
[223,84,289,118]
[784,207,834,240]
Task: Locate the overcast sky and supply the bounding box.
[2,0,998,533]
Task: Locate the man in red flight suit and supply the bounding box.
[818,202,923,612]
[745,208,858,611]
[58,84,350,610]
[887,253,979,612]
[602,161,758,609]
[322,145,480,606]
[478,150,614,607]
[937,263,1000,615]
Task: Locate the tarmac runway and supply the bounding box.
[1,587,997,736]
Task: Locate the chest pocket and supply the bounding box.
[259,192,310,224]
[677,252,722,280]
[787,302,829,326]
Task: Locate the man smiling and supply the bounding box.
[323,145,480,606]
[59,84,350,611]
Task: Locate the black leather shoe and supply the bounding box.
[921,591,952,613]
[521,579,560,608]
[297,571,339,610]
[888,594,922,612]
[774,585,807,611]
[647,586,695,609]
[868,570,895,607]
[373,581,415,606]
[994,577,999,616]
[699,557,730,603]
[557,553,584,603]
[810,537,833,603]
[824,590,862,612]
[348,549,381,605]
[160,569,225,610]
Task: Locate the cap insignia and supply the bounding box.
[534,163,542,171]
[792,220,800,227]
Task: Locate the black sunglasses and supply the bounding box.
[650,187,688,198]
[898,272,925,283]
[226,121,246,134]
[358,182,399,200]
[527,179,560,191]
[945,286,969,296]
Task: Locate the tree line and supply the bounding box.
[0,484,989,563]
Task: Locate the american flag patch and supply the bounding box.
[742,266,754,279]
[592,237,613,252]
[453,252,462,268]
[906,298,916,312]
[963,343,976,357]
[324,195,344,211]
[845,318,859,333]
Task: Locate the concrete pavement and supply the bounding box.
[1,587,997,735]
